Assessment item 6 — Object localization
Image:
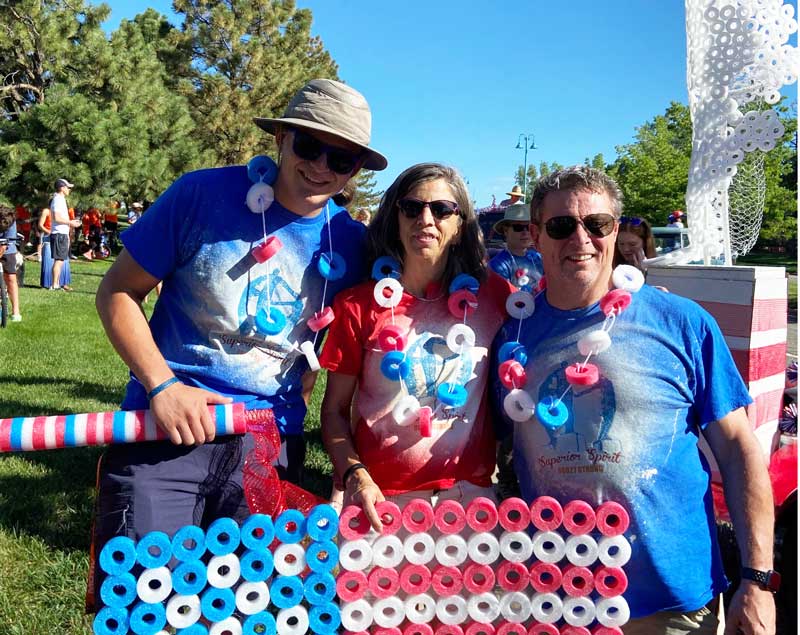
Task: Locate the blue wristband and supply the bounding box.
[147,377,181,400]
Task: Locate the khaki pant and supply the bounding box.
[623,597,723,635]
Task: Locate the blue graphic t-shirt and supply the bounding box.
[121,165,367,435]
[489,249,543,292]
[491,285,752,618]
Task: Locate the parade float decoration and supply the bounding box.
[93,498,632,635]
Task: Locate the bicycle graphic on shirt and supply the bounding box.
[234,269,305,370]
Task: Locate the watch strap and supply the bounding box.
[741,567,781,592]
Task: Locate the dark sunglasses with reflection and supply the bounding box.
[289,128,363,175]
[398,198,460,220]
[543,213,617,240]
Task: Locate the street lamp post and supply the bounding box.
[516,133,537,200]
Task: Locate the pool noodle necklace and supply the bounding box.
[372,258,484,435]
[499,265,645,427]
[245,155,343,370]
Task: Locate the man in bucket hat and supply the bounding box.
[488,203,543,294]
[91,79,386,608]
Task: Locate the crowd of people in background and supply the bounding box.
[3,187,149,315]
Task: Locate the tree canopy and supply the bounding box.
[0,0,339,208]
[514,100,797,246]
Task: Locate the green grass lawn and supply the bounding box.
[737,250,797,274]
[0,258,331,634]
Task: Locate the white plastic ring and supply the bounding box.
[166,594,201,629]
[505,291,536,319]
[499,591,531,623]
[136,566,172,603]
[499,531,534,563]
[466,532,501,565]
[277,605,310,635]
[598,535,632,567]
[434,534,468,566]
[596,596,631,627]
[563,596,596,627]
[503,389,535,423]
[532,531,566,563]
[341,599,373,632]
[246,182,275,214]
[392,395,421,426]
[404,593,437,624]
[273,543,306,577]
[612,264,645,292]
[530,592,563,624]
[373,596,405,628]
[372,535,405,568]
[403,533,435,565]
[374,278,404,308]
[565,534,599,566]
[467,592,501,623]
[209,617,243,635]
[577,329,612,356]
[339,539,373,571]
[446,324,476,354]
[436,595,468,625]
[207,553,241,588]
[235,581,270,615]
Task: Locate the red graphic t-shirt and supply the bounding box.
[320,272,514,495]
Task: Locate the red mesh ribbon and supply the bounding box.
[242,409,323,516]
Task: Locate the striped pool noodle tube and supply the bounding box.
[0,402,272,452]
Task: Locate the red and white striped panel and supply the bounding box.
[646,264,788,458]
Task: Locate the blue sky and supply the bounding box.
[102,1,797,206]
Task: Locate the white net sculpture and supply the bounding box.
[675,0,798,265]
[728,148,766,258]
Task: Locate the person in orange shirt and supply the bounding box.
[82,207,102,238]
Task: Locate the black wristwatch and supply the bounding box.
[741,567,781,593]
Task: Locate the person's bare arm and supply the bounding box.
[52,203,71,225]
[704,407,776,635]
[38,210,50,235]
[96,249,231,445]
[301,370,318,406]
[320,371,384,530]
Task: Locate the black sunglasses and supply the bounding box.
[398,198,460,220]
[544,213,617,240]
[509,223,530,232]
[290,128,362,175]
[619,216,643,226]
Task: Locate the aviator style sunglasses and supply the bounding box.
[398,198,460,220]
[544,213,617,240]
[508,223,530,232]
[290,128,362,175]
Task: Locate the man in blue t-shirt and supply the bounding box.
[491,166,776,634]
[488,203,543,293]
[92,79,387,600]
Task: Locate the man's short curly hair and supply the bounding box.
[529,165,624,224]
